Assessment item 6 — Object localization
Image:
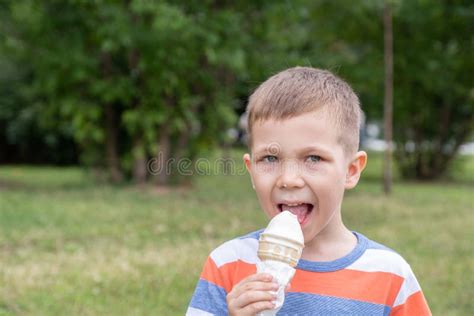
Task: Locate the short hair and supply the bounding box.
[245,67,362,155]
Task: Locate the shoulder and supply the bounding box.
[351,234,430,312]
[348,233,414,279]
[209,229,262,268]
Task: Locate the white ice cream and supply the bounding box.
[264,210,304,246]
[257,211,304,316]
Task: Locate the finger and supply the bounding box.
[229,274,276,298]
[240,300,276,315]
[227,289,276,315]
[231,289,277,311]
[229,280,279,300]
[237,273,274,285]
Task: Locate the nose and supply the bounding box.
[276,159,305,189]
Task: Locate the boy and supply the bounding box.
[187,67,431,315]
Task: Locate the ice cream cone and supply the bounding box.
[258,233,303,267]
[256,211,304,315]
[257,210,304,266]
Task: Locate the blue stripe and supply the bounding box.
[365,238,397,253]
[296,232,368,272]
[236,230,401,274]
[238,229,263,240]
[189,279,228,315]
[279,292,391,315]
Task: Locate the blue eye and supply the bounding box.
[262,155,278,163]
[307,155,321,163]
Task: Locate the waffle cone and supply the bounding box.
[258,233,304,267]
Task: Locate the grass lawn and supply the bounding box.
[0,150,473,315]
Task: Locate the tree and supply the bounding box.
[392,0,474,179]
[1,0,471,182]
[0,2,78,165]
[383,1,393,193]
[2,0,246,185]
[290,0,473,180]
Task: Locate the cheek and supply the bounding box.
[308,167,345,187]
[253,180,274,199]
[251,168,276,187]
[304,164,333,179]
[306,175,345,204]
[251,173,276,204]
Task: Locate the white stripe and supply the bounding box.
[346,249,411,278]
[186,306,214,316]
[348,248,422,307]
[393,270,422,307]
[210,237,259,268]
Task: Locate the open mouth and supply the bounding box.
[277,203,313,225]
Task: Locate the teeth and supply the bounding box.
[284,203,303,206]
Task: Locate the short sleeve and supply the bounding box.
[186,256,229,316]
[390,265,431,316]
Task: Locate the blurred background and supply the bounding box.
[0,1,472,315]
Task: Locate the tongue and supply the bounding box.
[282,204,309,224]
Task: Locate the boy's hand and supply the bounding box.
[226,273,278,316]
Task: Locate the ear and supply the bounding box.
[344,151,367,189]
[243,153,252,171]
[243,153,256,189]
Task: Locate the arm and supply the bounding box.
[187,256,278,316]
[390,266,431,316]
[186,257,229,315]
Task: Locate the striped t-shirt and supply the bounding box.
[187,230,431,315]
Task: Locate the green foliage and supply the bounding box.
[1,0,245,179]
[0,0,472,180]
[241,0,473,179]
[392,0,474,179]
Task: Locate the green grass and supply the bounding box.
[0,151,473,315]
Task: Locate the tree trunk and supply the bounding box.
[156,125,171,186]
[101,52,123,183]
[127,46,147,184]
[0,124,6,163]
[104,103,123,183]
[383,1,393,194]
[132,136,147,184]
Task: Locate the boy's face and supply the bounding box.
[243,110,366,245]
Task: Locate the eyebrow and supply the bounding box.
[299,145,333,157]
[252,145,333,157]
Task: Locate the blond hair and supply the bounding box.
[245,67,362,155]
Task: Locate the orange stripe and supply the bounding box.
[201,257,223,287]
[201,258,256,293]
[290,268,404,306]
[202,258,406,306]
[391,291,431,315]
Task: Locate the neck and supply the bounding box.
[301,222,357,262]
